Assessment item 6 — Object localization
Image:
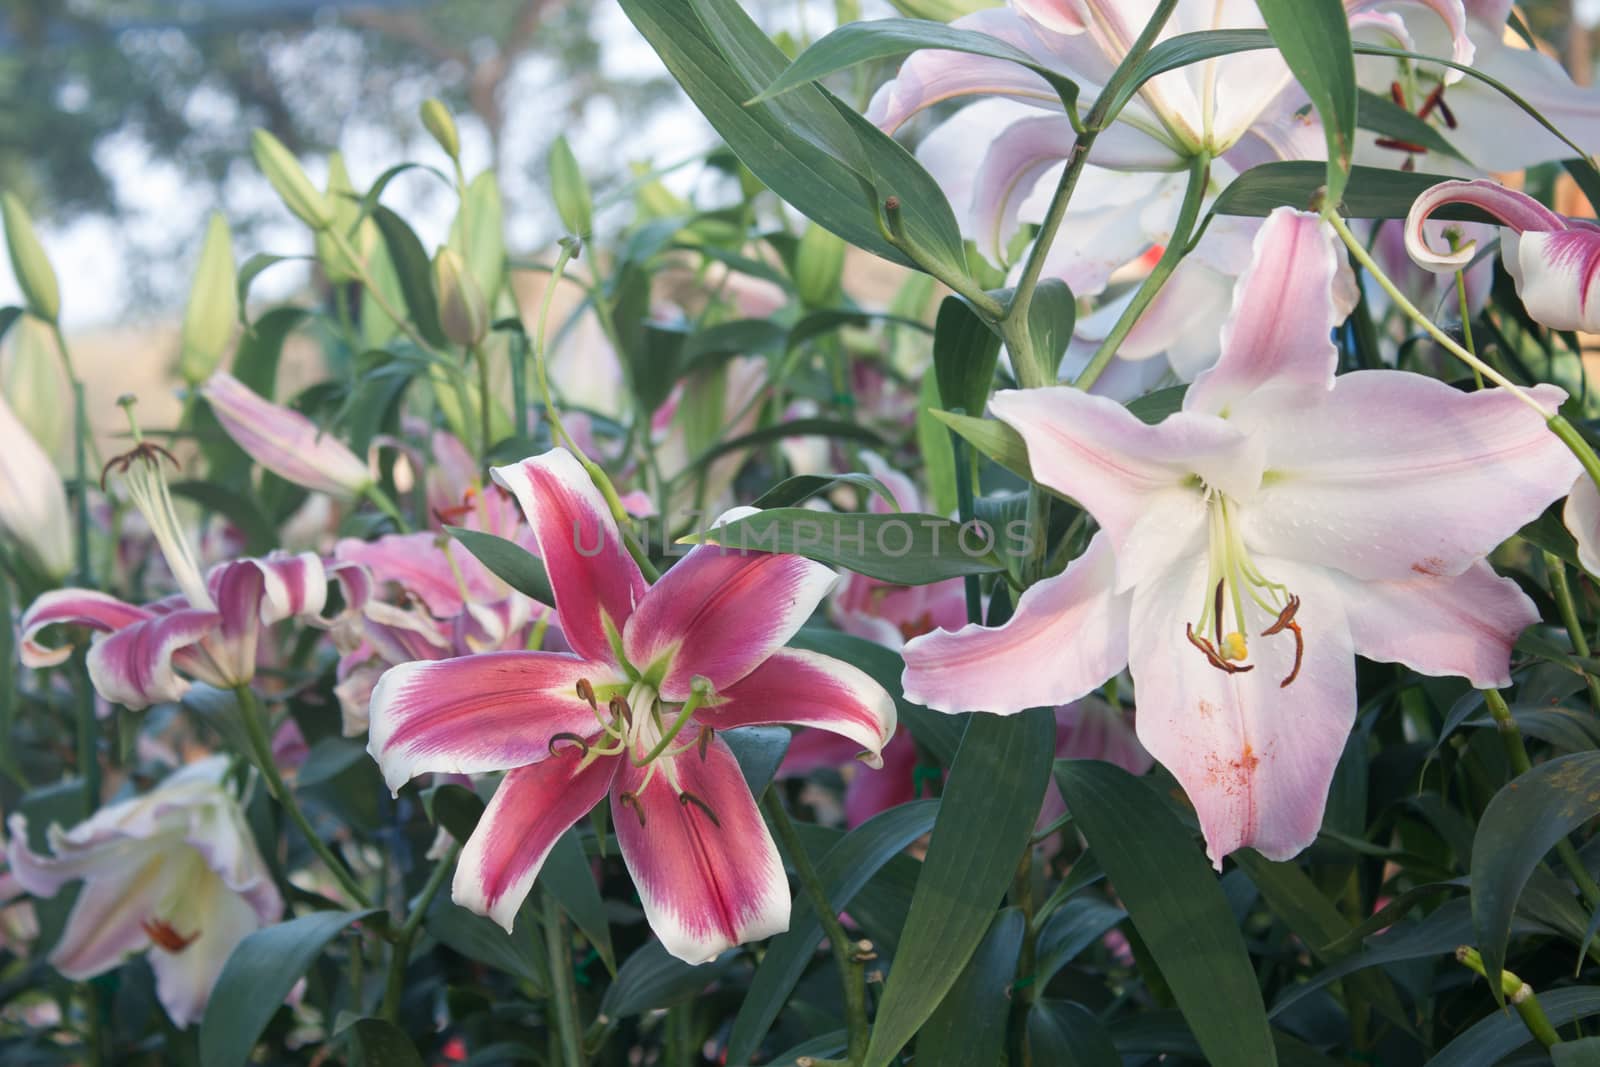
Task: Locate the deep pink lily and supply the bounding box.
[366,447,896,963]
[903,208,1579,865]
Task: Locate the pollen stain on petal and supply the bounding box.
[1197,699,1219,720]
[1203,744,1261,797]
[1411,556,1448,576]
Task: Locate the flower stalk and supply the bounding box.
[382,842,459,1021]
[543,891,587,1067]
[1542,551,1600,714]
[1454,946,1562,1048]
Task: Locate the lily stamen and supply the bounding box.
[678,790,721,828]
[618,791,646,827]
[1187,623,1255,674]
[1260,595,1305,688]
[548,732,590,758]
[141,918,199,953]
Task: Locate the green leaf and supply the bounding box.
[423,782,486,842]
[541,831,615,976]
[600,939,735,1018]
[917,372,960,516]
[1023,278,1075,384]
[687,417,886,471]
[199,909,378,1067]
[1426,988,1600,1067]
[1357,88,1465,161]
[1256,0,1356,206]
[689,508,1009,585]
[371,205,446,348]
[1034,896,1127,987]
[752,472,900,510]
[345,1017,425,1067]
[727,799,941,1065]
[752,17,1079,117]
[864,707,1055,1066]
[723,725,793,796]
[235,253,309,316]
[1553,1036,1600,1067]
[933,294,1003,418]
[1518,503,1582,569]
[443,526,555,605]
[1213,162,1494,220]
[916,907,1026,1066]
[1126,384,1188,425]
[1470,751,1600,1004]
[929,410,1034,483]
[1054,761,1277,1066]
[426,897,546,987]
[294,736,371,789]
[1028,1000,1120,1067]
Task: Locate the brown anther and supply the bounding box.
[1374,136,1428,155]
[1278,620,1304,688]
[609,694,632,724]
[1212,579,1227,642]
[678,790,722,828]
[696,725,714,761]
[548,732,591,758]
[1389,80,1406,108]
[576,678,597,709]
[1186,623,1255,675]
[1435,95,1457,129]
[618,790,646,827]
[99,442,180,490]
[1260,594,1300,636]
[141,918,198,953]
[1258,595,1305,688]
[1417,83,1446,121]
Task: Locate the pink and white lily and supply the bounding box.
[6,756,281,1027]
[366,447,896,963]
[903,208,1579,865]
[202,371,373,499]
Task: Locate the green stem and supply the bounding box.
[1455,946,1563,1048]
[543,892,586,1067]
[363,483,412,533]
[1073,152,1210,391]
[473,342,493,461]
[1544,551,1600,715]
[1452,260,1483,390]
[50,326,93,585]
[233,686,371,908]
[382,842,459,1021]
[763,791,868,1065]
[72,653,99,817]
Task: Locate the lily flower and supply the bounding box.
[20,444,330,710]
[902,208,1579,865]
[366,447,896,963]
[1405,178,1600,333]
[0,387,73,579]
[202,372,373,499]
[6,756,281,1027]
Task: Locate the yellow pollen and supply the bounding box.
[1219,632,1249,662]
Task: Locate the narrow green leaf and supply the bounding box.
[917,907,1026,1067]
[864,708,1055,1066]
[722,725,793,796]
[600,939,736,1018]
[199,909,379,1067]
[1055,761,1277,1066]
[426,897,546,988]
[1028,1000,1121,1067]
[1034,897,1126,986]
[371,205,446,347]
[346,1018,425,1067]
[542,830,615,976]
[443,526,556,605]
[1554,1037,1600,1067]
[1426,988,1600,1067]
[752,472,899,510]
[1357,88,1465,161]
[1213,162,1495,220]
[294,737,371,789]
[235,253,308,317]
[1125,383,1189,425]
[933,294,1003,418]
[1471,751,1600,1004]
[1256,0,1356,206]
[929,410,1034,482]
[1023,278,1075,384]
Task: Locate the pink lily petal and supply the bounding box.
[46,855,167,978]
[844,731,921,828]
[777,726,869,778]
[624,544,837,700]
[239,551,327,624]
[1443,25,1600,171]
[147,867,263,1028]
[1185,208,1355,418]
[20,589,152,668]
[1348,0,1474,68]
[1129,554,1356,867]
[1405,179,1565,272]
[1511,229,1600,333]
[361,601,453,664]
[1013,0,1084,34]
[699,649,897,767]
[322,559,376,626]
[336,534,494,619]
[1332,561,1535,688]
[970,112,1078,263]
[201,372,372,498]
[1243,374,1579,582]
[989,387,1262,587]
[453,749,618,932]
[1055,697,1153,776]
[86,608,222,710]
[902,533,1129,715]
[491,449,646,664]
[611,736,789,964]
[1564,477,1600,578]
[366,651,625,793]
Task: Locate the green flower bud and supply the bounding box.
[548,135,593,239]
[421,98,461,162]
[251,129,335,230]
[179,213,239,384]
[1,193,60,324]
[433,246,489,348]
[313,153,365,283]
[2,313,69,459]
[794,223,846,308]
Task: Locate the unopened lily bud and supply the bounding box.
[201,371,372,498]
[1,193,59,324]
[250,129,335,230]
[794,222,846,307]
[0,387,71,578]
[433,246,489,347]
[2,314,69,459]
[179,213,238,384]
[420,98,460,162]
[313,153,365,283]
[547,135,593,239]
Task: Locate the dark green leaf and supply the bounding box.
[1028,1000,1120,1067]
[236,253,308,316]
[865,708,1055,1066]
[1554,1036,1600,1067]
[1256,0,1356,205]
[917,907,1025,1067]
[1034,897,1127,986]
[1471,751,1600,1004]
[345,1017,425,1067]
[931,409,1034,483]
[1357,88,1465,161]
[371,205,446,348]
[169,480,278,556]
[1126,383,1188,424]
[1427,988,1600,1067]
[1023,278,1075,385]
[933,294,1003,418]
[722,725,792,797]
[752,472,900,510]
[294,737,371,789]
[542,830,615,977]
[1213,162,1497,220]
[199,909,378,1067]
[1518,503,1582,569]
[423,782,486,842]
[600,939,735,1018]
[1055,761,1277,1066]
[426,898,546,987]
[444,526,555,605]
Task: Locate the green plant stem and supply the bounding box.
[382,842,459,1021]
[472,341,493,460]
[763,791,868,1066]
[1455,946,1563,1048]
[543,892,586,1067]
[1074,152,1210,391]
[233,685,371,908]
[49,326,93,585]
[1544,550,1600,714]
[362,483,412,533]
[72,652,99,816]
[1453,264,1483,390]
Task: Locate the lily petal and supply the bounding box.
[47,853,168,979]
[1564,477,1600,578]
[903,533,1129,714]
[491,448,646,664]
[1511,228,1600,333]
[201,372,372,498]
[453,749,618,932]
[1244,374,1578,582]
[1333,561,1535,688]
[611,735,789,965]
[624,544,837,700]
[337,533,501,619]
[147,866,263,1028]
[20,589,152,668]
[366,652,624,793]
[700,648,897,767]
[1129,554,1355,867]
[86,608,221,710]
[1405,179,1565,270]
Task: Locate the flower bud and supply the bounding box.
[433,246,489,348]
[2,313,69,459]
[250,129,335,230]
[794,222,846,307]
[547,135,593,239]
[179,213,238,384]
[313,153,365,283]
[201,371,371,498]
[420,98,460,162]
[0,387,72,578]
[1,193,60,324]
